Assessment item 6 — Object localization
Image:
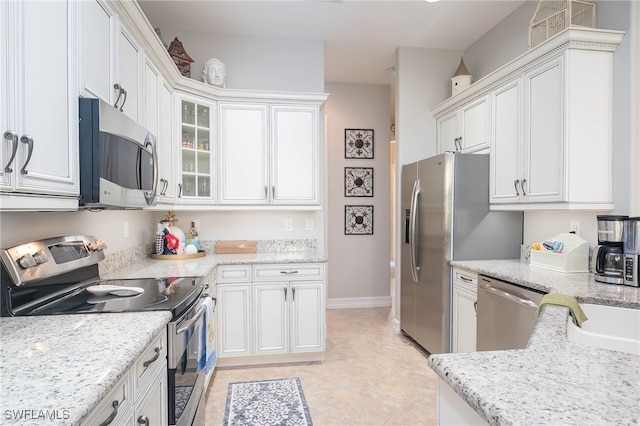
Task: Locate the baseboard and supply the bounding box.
[390,317,401,333]
[326,296,392,309]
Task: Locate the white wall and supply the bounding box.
[0,210,157,253]
[395,47,463,166]
[463,0,639,246]
[324,82,391,306]
[159,30,325,93]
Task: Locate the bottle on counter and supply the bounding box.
[187,221,200,251]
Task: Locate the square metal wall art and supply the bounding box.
[344,167,373,197]
[345,205,374,235]
[345,129,374,159]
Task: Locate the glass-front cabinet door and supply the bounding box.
[178,95,215,203]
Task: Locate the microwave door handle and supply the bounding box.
[144,136,158,205]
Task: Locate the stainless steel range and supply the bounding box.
[0,235,209,426]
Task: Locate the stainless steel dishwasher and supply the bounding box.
[476,275,546,351]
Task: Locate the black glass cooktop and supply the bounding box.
[5,276,204,318]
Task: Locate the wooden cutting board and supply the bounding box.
[215,240,257,254]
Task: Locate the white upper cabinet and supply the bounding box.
[433,28,624,211]
[116,23,143,122]
[218,103,269,204]
[157,81,176,202]
[271,105,319,205]
[177,95,215,203]
[491,47,616,210]
[80,0,142,123]
[0,0,79,210]
[435,96,490,154]
[218,102,320,206]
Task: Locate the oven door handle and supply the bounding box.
[176,304,206,335]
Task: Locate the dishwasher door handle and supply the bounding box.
[479,282,539,309]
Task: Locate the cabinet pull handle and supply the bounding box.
[272,186,275,198]
[459,275,473,282]
[178,183,182,198]
[113,84,123,109]
[137,415,149,426]
[98,400,119,426]
[3,131,18,173]
[143,347,161,367]
[159,179,166,195]
[284,287,287,301]
[521,179,527,196]
[264,186,267,198]
[513,179,520,196]
[473,301,478,314]
[19,135,34,175]
[280,270,299,274]
[292,288,296,301]
[163,179,169,195]
[120,88,128,112]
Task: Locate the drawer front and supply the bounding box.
[133,331,167,397]
[81,374,133,425]
[454,268,477,289]
[217,265,252,283]
[253,263,325,282]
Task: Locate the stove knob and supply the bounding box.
[33,250,49,265]
[18,254,37,269]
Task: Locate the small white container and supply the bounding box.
[530,232,589,273]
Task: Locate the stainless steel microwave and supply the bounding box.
[78,98,157,209]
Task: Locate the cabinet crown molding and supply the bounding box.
[431,27,625,117]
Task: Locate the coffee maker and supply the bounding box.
[592,215,628,284]
[623,217,640,287]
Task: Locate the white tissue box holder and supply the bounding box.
[530,233,589,273]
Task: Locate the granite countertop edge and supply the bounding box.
[101,251,327,280]
[429,305,640,425]
[0,311,171,425]
[450,259,640,309]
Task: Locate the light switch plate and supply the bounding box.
[284,219,293,231]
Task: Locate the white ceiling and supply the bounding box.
[139,0,527,85]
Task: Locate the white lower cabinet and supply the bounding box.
[438,378,487,425]
[217,283,252,357]
[451,268,477,353]
[216,263,325,366]
[82,329,167,425]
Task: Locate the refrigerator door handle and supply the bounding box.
[409,179,421,282]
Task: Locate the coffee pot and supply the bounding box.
[592,215,628,284]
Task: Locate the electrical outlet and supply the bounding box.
[192,219,200,231]
[570,220,580,235]
[305,218,314,231]
[284,219,293,232]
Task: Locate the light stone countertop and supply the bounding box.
[429,305,640,425]
[101,251,327,280]
[0,311,171,425]
[451,259,640,308]
[429,259,640,425]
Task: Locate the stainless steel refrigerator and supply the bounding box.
[400,152,523,354]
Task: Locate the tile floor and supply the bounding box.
[204,307,438,425]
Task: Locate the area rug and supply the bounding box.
[223,378,312,426]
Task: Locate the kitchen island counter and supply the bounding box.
[429,305,640,425]
[432,259,640,425]
[0,311,171,425]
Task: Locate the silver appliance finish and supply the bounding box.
[476,275,545,351]
[400,153,523,354]
[623,217,640,287]
[596,215,628,243]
